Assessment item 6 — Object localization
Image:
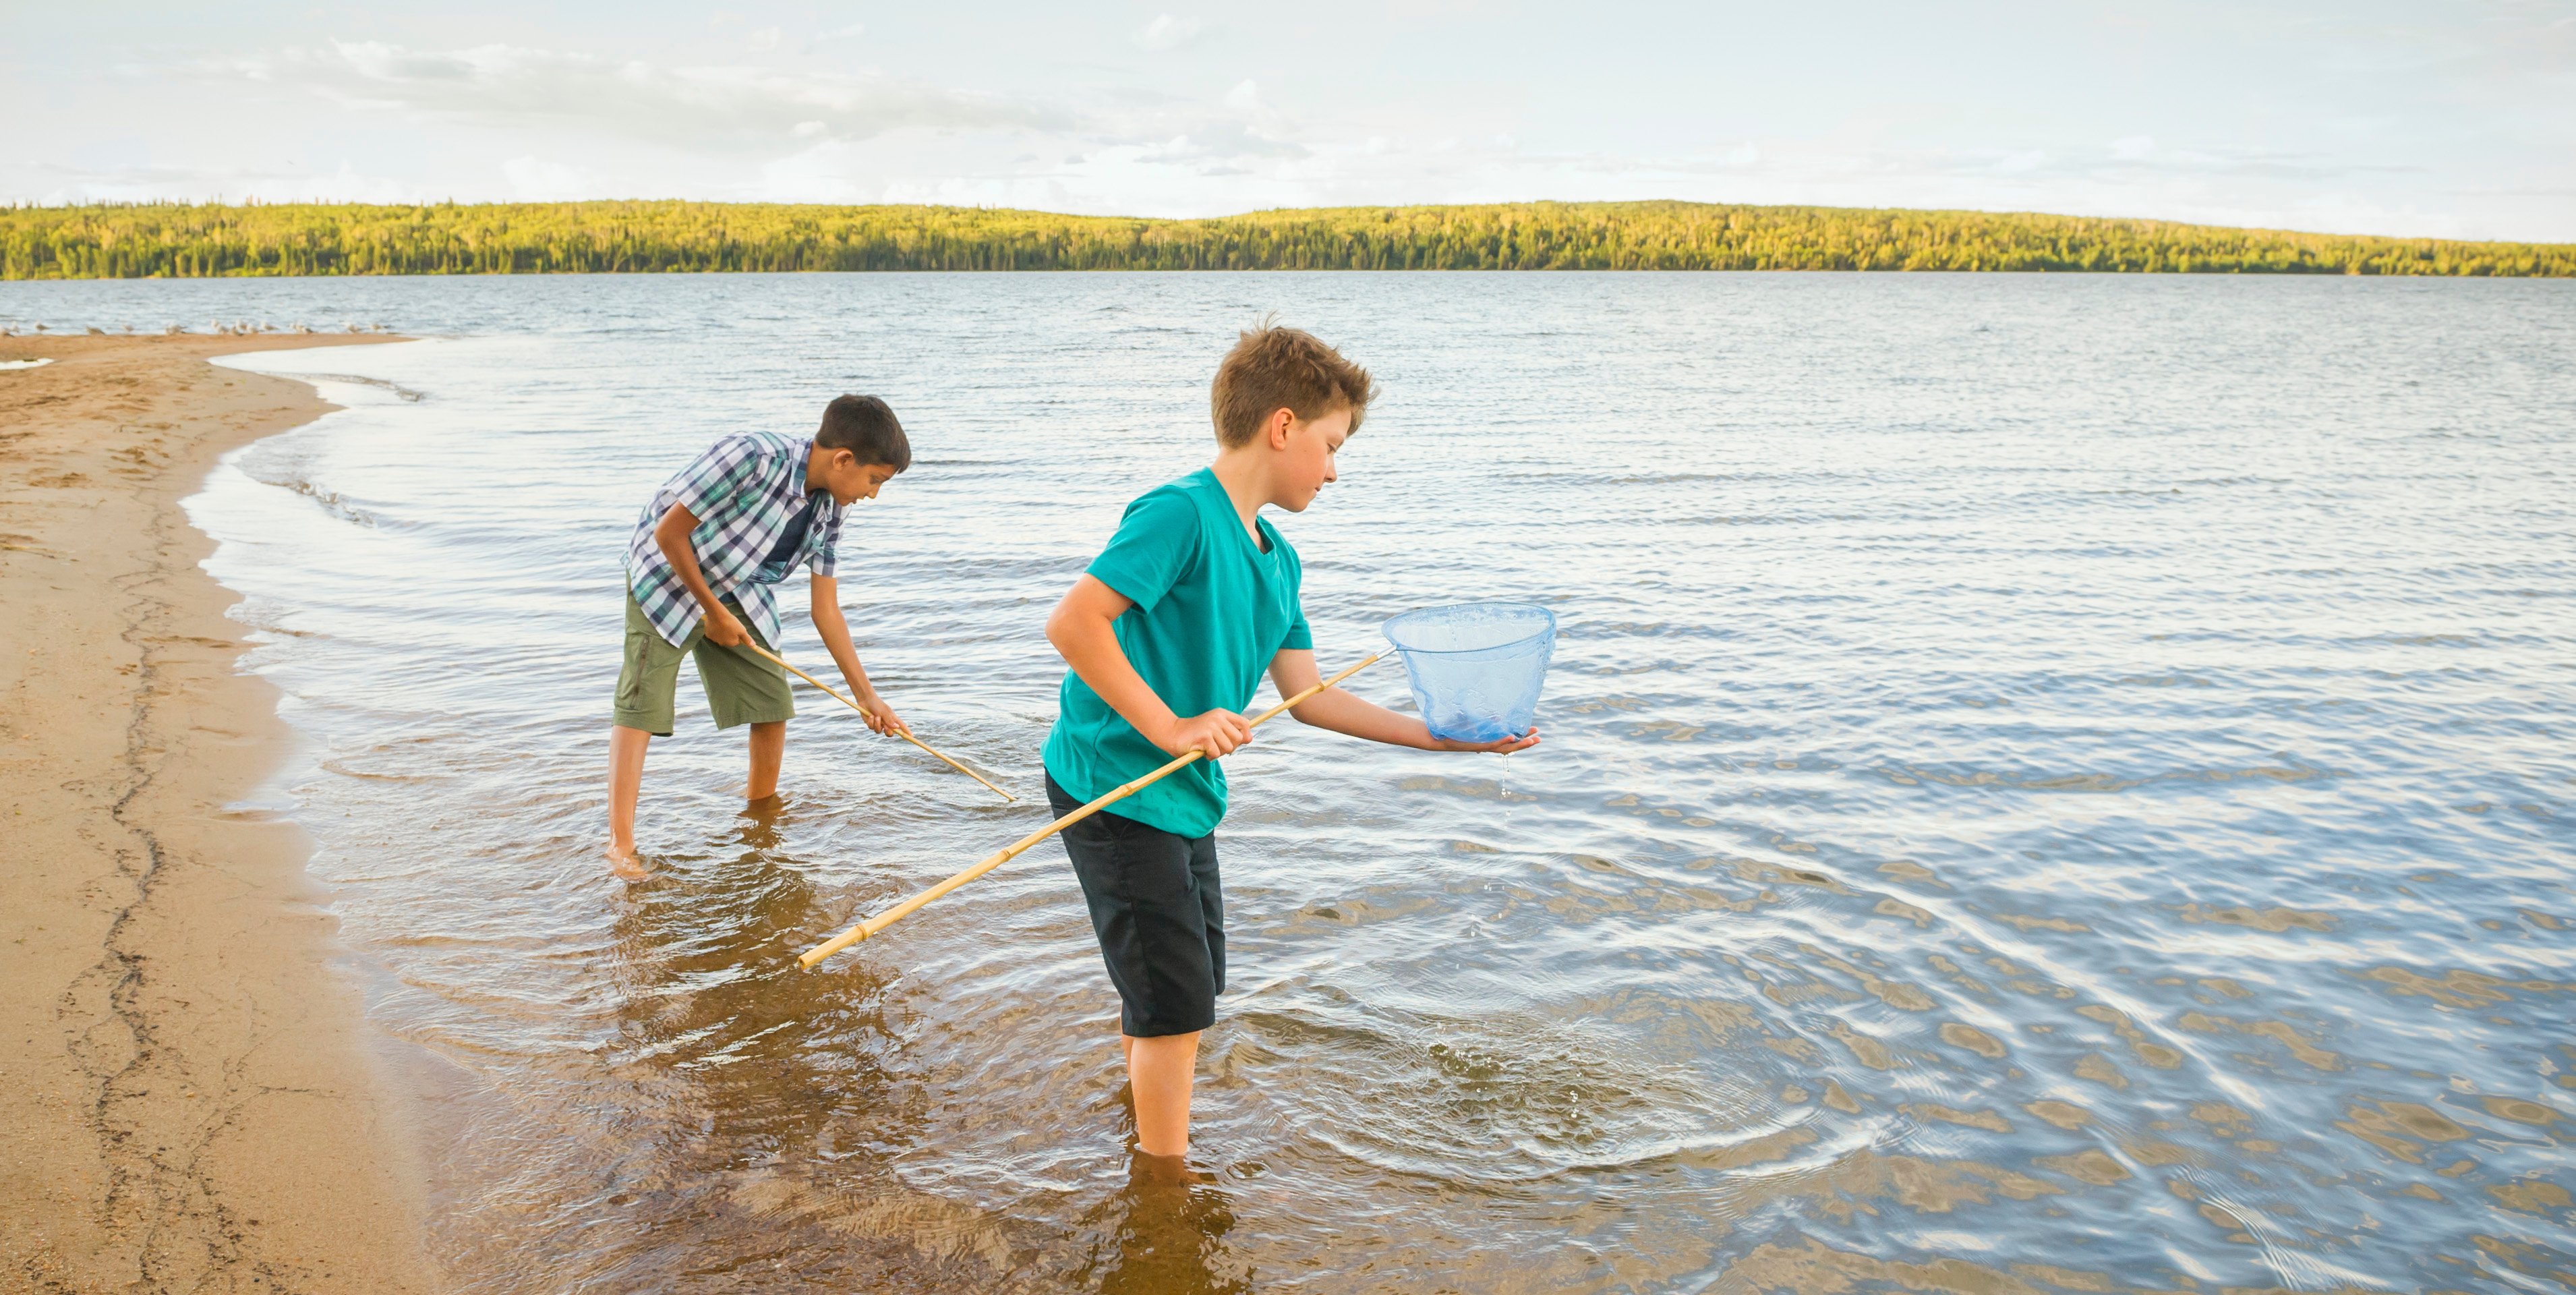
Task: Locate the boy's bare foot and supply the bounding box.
[1128,1147,1217,1186]
[605,842,646,882]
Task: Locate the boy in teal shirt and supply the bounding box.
[1042,324,1540,1170]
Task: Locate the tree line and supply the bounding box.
[4,200,2568,278]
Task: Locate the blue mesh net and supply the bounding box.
[1381,603,1558,743]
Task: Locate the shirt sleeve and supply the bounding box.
[1281,600,1314,651]
[1086,488,1200,612]
[1279,540,1314,650]
[807,502,840,578]
[666,436,764,527]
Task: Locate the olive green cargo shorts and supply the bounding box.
[612,594,795,736]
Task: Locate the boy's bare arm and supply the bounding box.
[1046,575,1252,757]
[809,575,908,736]
[651,502,749,646]
[1270,648,1540,754]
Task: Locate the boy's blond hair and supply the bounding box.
[1209,322,1376,448]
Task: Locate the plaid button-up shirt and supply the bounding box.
[626,433,842,648]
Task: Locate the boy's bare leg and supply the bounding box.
[1128,1031,1201,1158]
[606,724,651,878]
[746,720,786,801]
[1117,1032,1138,1112]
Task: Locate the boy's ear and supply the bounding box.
[1267,407,1297,449]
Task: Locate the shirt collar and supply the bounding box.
[791,440,844,519]
[788,438,816,499]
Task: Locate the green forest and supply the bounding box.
[5,199,2569,278]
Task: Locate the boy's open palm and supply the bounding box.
[1163,709,1254,759]
[1432,726,1542,755]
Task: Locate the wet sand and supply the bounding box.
[0,334,432,1293]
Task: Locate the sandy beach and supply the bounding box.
[0,333,432,1294]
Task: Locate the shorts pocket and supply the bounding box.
[616,630,650,708]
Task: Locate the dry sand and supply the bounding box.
[1,333,434,1293]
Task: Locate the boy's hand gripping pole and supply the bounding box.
[735,639,1016,804]
[798,652,1384,970]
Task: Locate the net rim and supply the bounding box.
[1380,602,1559,656]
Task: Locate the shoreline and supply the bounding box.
[0,334,434,1292]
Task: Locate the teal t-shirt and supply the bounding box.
[1043,468,1314,838]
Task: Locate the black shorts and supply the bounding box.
[1047,772,1224,1038]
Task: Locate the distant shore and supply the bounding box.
[5,199,2572,279]
[0,333,432,1292]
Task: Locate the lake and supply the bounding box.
[7,271,2571,1292]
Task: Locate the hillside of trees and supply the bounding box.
[5,200,2569,278]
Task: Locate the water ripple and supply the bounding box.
[61,269,2565,1292]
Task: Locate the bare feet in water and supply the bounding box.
[605,842,646,882]
[1128,1147,1217,1186]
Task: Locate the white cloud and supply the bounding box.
[804,21,867,51]
[753,141,872,202]
[2112,134,2156,161]
[1134,15,1206,52]
[502,155,589,198]
[237,40,1053,150]
[13,157,419,205]
[1067,76,1307,165]
[747,26,780,51]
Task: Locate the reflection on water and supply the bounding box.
[1079,1158,1250,1295]
[30,268,2563,1290]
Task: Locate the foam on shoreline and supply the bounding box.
[0,332,436,1292]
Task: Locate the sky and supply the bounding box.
[7,1,2575,241]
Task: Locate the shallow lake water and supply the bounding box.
[8,272,2574,1292]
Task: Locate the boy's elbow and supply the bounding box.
[1047,585,1126,662]
[652,508,693,553]
[1043,604,1078,658]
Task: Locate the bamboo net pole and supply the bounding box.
[736,639,1016,804]
[799,652,1384,969]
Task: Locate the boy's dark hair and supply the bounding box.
[817,394,909,471]
[1210,322,1376,449]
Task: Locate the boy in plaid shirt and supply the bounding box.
[606,395,913,876]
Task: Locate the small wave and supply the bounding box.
[302,372,427,402]
[2346,631,2483,648]
[2179,1166,2351,1291]
[1243,1001,1772,1183]
[242,470,382,527]
[1885,757,2333,793]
